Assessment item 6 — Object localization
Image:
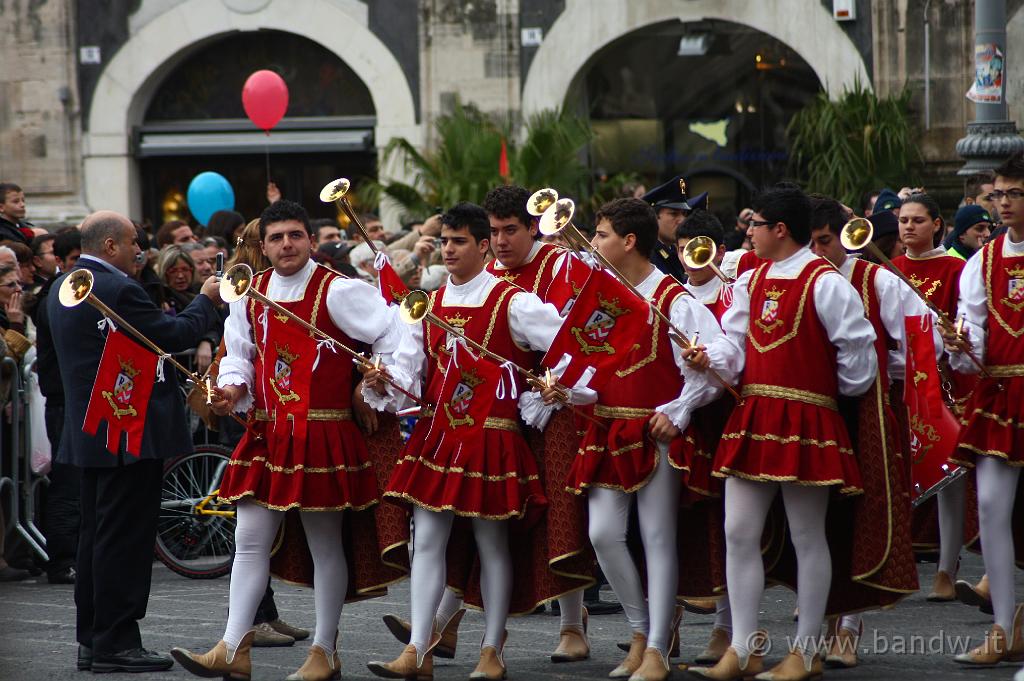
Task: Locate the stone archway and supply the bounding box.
[84,0,419,217]
[521,0,871,119]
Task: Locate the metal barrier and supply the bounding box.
[0,353,49,563]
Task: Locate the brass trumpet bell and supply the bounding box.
[319,177,351,203]
[539,198,576,236]
[58,269,95,308]
[220,263,254,304]
[527,188,559,217]
[840,217,874,251]
[682,235,716,269]
[399,289,431,324]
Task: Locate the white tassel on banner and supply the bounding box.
[495,361,519,400]
[258,305,269,345]
[96,317,117,334]
[373,250,390,271]
[156,354,170,383]
[312,338,337,370]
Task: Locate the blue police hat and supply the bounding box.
[642,175,690,211]
[686,192,709,212]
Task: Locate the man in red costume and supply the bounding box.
[687,186,878,681]
[364,202,586,681]
[171,200,405,681]
[566,198,726,681]
[948,151,1024,665]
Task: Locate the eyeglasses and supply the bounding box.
[748,219,778,228]
[985,189,1024,201]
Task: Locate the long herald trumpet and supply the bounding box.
[398,289,605,429]
[531,189,740,401]
[839,217,993,379]
[220,264,427,407]
[681,236,733,283]
[319,178,380,255]
[59,269,252,431]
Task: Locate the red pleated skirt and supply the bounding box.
[384,417,547,521]
[712,395,862,494]
[219,418,379,511]
[952,375,1024,467]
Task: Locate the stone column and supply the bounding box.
[956,0,1024,174]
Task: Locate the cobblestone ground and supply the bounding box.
[1,552,1021,680]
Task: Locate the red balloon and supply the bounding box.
[242,70,289,132]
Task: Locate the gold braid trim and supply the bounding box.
[253,408,352,421]
[740,384,838,411]
[984,241,1024,338]
[955,443,1024,464]
[395,454,539,481]
[228,455,371,474]
[714,466,862,494]
[419,410,519,432]
[748,263,835,353]
[483,285,518,349]
[985,364,1024,377]
[382,491,540,520]
[720,430,854,455]
[615,282,684,377]
[531,246,560,294]
[593,405,655,419]
[966,407,1024,428]
[308,266,333,330]
[216,491,377,512]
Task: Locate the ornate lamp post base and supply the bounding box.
[957,121,1024,175]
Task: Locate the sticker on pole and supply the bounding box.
[967,43,1004,104]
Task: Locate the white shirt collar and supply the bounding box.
[685,277,722,303]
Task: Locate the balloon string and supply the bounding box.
[264,134,271,187]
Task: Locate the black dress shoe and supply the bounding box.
[583,598,623,616]
[78,645,92,671]
[0,565,30,582]
[91,648,173,673]
[49,567,77,585]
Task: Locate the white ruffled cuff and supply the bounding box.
[519,390,558,429]
[216,373,253,414]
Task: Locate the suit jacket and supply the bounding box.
[651,241,686,283]
[48,257,219,468]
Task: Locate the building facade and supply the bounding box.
[1,0,1021,226]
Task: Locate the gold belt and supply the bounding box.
[254,408,352,421]
[985,364,1024,378]
[420,409,520,432]
[593,405,654,419]
[741,384,838,411]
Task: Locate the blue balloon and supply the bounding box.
[186,172,235,226]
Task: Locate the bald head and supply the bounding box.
[80,211,140,274]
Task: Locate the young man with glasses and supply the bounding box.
[947,151,1024,665]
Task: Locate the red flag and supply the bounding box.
[423,343,502,456]
[904,314,961,498]
[542,268,650,390]
[82,329,159,457]
[498,138,510,180]
[544,253,592,316]
[377,257,410,305]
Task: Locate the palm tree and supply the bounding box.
[787,79,921,208]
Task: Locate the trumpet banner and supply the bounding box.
[422,343,502,457]
[82,329,158,457]
[904,315,960,483]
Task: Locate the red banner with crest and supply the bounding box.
[423,342,502,457]
[82,328,158,457]
[904,314,961,496]
[544,253,592,316]
[377,257,410,306]
[542,268,650,390]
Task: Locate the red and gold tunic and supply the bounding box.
[954,235,1024,465]
[485,242,561,295]
[736,249,767,278]
[713,258,862,492]
[385,279,547,519]
[219,265,378,511]
[567,276,696,493]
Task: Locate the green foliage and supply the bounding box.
[787,79,921,208]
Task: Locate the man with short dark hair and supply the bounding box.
[31,234,58,280]
[155,220,196,248]
[641,176,691,282]
[0,182,33,244]
[964,170,999,221]
[54,228,82,271]
[48,210,222,673]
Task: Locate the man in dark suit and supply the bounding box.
[642,176,710,283]
[48,211,222,673]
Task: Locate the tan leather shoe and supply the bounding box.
[927,569,956,601]
[611,632,648,678]
[171,630,254,681]
[694,628,731,665]
[286,642,341,681]
[825,619,860,669]
[269,618,311,641]
[754,651,822,680]
[382,609,465,659]
[954,623,1012,666]
[367,635,441,680]
[551,605,589,662]
[684,598,718,615]
[687,646,764,680]
[629,648,671,681]
[469,632,507,680]
[252,621,295,647]
[955,574,993,614]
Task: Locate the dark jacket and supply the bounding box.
[651,240,686,283]
[0,215,32,245]
[47,257,219,468]
[32,276,63,404]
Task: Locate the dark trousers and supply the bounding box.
[76,458,163,654]
[43,404,80,574]
[254,579,279,624]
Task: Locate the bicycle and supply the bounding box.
[155,444,237,579]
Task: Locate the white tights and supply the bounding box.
[724,478,831,659]
[937,476,966,575]
[433,583,585,632]
[976,456,1021,633]
[587,444,680,655]
[409,507,512,652]
[224,502,348,653]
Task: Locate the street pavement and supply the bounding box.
[1,552,1022,681]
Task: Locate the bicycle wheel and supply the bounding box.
[155,444,236,579]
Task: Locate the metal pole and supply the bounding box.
[924,0,931,131]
